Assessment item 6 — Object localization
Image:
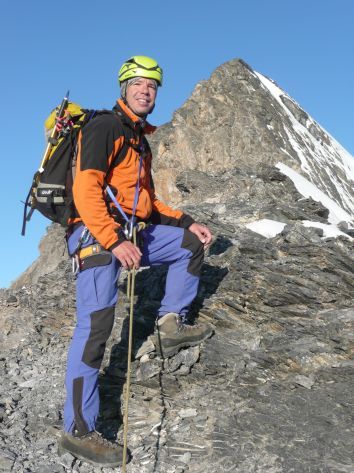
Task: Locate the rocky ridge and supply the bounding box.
[149,59,354,217]
[1,59,354,473]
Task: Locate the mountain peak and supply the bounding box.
[150,58,354,218]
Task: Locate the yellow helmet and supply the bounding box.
[118,55,163,86]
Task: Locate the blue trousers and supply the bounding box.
[64,224,203,434]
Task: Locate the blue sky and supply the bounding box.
[1,0,353,288]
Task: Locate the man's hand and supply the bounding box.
[188,223,213,249]
[112,240,142,270]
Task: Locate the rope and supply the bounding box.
[122,265,135,472]
[122,222,145,472]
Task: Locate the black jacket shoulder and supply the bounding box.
[80,112,126,172]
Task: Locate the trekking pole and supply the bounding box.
[38,90,70,173]
[122,225,137,473]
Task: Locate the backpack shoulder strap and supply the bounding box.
[106,111,141,174]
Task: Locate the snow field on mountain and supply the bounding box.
[254,72,354,216]
[245,162,353,240]
[245,218,350,240]
[276,162,353,225]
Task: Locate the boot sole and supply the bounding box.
[155,328,214,358]
[58,442,123,467]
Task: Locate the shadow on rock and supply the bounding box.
[208,235,234,256]
[98,260,227,445]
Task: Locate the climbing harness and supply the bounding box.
[71,226,92,276]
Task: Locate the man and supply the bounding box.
[59,56,213,467]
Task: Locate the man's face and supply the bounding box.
[125,78,157,117]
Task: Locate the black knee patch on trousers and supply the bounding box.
[181,230,204,277]
[82,306,115,369]
[73,377,89,436]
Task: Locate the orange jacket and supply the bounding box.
[70,99,194,249]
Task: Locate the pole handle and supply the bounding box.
[38,91,70,172]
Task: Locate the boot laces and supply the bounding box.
[177,317,200,333]
[86,431,116,448]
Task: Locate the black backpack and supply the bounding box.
[22,98,131,235]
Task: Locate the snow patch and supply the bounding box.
[302,221,351,239]
[245,219,286,238]
[245,217,352,241]
[276,162,353,225]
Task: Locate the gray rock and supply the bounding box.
[6,295,17,304]
[292,374,315,389]
[136,358,162,381]
[179,451,192,464]
[135,337,156,359]
[178,408,197,419]
[0,451,16,472]
[166,346,200,373]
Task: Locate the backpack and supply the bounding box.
[21,97,131,235]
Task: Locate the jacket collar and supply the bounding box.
[114,99,156,135]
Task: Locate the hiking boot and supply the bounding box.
[58,430,125,467]
[155,313,213,358]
